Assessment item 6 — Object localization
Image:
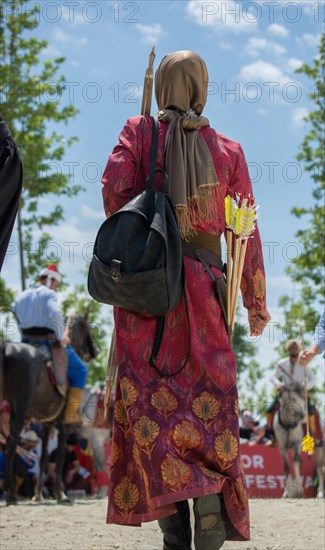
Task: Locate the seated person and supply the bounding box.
[47,433,91,496]
[14,430,39,498]
[247,425,273,446]
[239,410,259,443]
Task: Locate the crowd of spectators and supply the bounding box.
[239,410,274,446]
[0,408,276,500]
[0,420,93,500]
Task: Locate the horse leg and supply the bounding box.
[4,434,19,505]
[280,449,291,498]
[54,422,70,503]
[292,445,303,498]
[34,424,51,502]
[315,446,324,499]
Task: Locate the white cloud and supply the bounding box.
[53,27,88,47]
[41,45,62,58]
[90,68,109,78]
[292,107,308,127]
[187,0,256,33]
[133,84,143,99]
[244,37,287,57]
[135,23,164,45]
[238,60,289,86]
[266,276,295,292]
[220,42,233,50]
[298,33,322,47]
[257,108,268,115]
[80,206,105,220]
[268,23,289,38]
[61,5,87,25]
[286,58,303,72]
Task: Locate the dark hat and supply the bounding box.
[66,433,78,446]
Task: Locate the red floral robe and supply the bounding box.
[102,116,266,541]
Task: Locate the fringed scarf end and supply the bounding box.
[175,184,221,241]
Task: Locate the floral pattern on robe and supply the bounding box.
[102,116,267,541]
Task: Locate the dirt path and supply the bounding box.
[0,497,324,550]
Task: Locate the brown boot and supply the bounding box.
[63,387,84,424]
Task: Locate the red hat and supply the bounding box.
[40,264,61,283]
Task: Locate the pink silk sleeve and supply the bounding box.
[228,144,266,312]
[101,118,141,217]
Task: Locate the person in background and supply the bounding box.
[13,264,87,424]
[239,411,273,446]
[239,410,259,443]
[266,340,316,435]
[299,309,325,367]
[13,430,39,499]
[298,309,324,443]
[47,433,91,496]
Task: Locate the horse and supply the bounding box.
[273,383,307,498]
[0,314,97,505]
[315,443,325,499]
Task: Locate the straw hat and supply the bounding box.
[21,430,39,444]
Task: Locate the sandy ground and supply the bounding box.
[0,497,324,550]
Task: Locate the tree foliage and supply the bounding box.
[0,0,80,289]
[231,310,269,413]
[232,316,257,377]
[280,34,325,333]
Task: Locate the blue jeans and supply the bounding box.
[22,338,87,389]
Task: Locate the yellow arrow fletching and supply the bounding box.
[225,195,237,230]
[302,434,315,456]
[225,195,231,227]
[235,206,246,234]
[241,208,256,237]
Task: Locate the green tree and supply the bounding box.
[232,316,257,378]
[0,278,15,311]
[0,0,80,290]
[231,311,269,415]
[0,278,16,340]
[279,34,325,333]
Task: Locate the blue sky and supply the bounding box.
[2,1,324,386]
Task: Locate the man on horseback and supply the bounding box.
[13,264,87,424]
[299,309,325,367]
[266,339,317,436]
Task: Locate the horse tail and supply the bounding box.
[0,342,4,406]
[0,343,12,438]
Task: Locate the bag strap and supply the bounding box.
[149,116,159,182]
[190,250,231,340]
[149,289,191,378]
[146,118,190,375]
[146,117,168,193]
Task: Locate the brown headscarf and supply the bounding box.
[155,50,219,240]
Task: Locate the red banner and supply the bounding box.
[103,441,317,498]
[240,444,317,498]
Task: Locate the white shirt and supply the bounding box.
[272,356,315,390]
[13,284,64,340]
